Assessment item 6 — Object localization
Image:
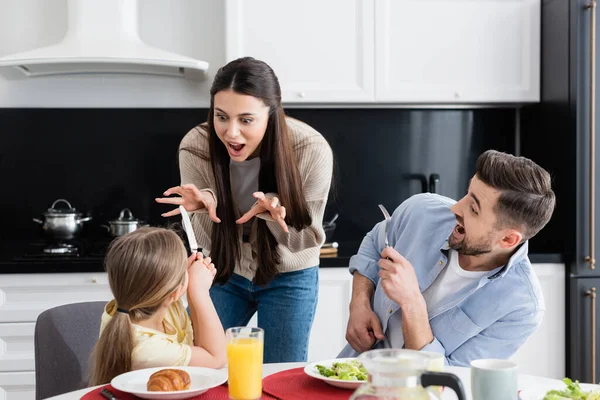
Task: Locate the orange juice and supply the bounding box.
[227,337,263,400]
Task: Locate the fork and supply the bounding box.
[378,204,392,248]
[378,204,392,259]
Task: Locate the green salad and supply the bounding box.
[315,360,368,381]
[544,378,600,399]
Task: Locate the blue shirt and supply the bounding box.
[337,193,545,367]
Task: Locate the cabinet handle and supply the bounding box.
[586,287,597,382]
[403,173,429,193]
[92,277,98,283]
[429,173,440,193]
[586,1,597,270]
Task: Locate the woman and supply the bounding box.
[156,57,333,363]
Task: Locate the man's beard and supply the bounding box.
[448,233,493,256]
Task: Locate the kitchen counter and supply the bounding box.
[0,239,565,273]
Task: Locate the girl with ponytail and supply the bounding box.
[88,227,226,385]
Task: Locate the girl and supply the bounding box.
[88,227,226,386]
[156,57,334,363]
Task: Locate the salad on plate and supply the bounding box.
[315,360,368,381]
[542,378,600,400]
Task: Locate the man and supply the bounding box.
[338,150,556,366]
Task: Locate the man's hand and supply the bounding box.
[378,247,422,308]
[346,301,385,353]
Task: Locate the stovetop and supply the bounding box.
[1,236,113,264]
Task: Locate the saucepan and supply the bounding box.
[33,198,92,241]
[103,208,147,237]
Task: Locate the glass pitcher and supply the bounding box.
[349,349,466,400]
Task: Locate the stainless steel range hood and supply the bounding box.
[0,0,209,81]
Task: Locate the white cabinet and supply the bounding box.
[0,273,111,323]
[225,0,539,105]
[375,0,540,103]
[225,0,375,104]
[509,263,565,379]
[307,268,353,361]
[247,268,353,362]
[0,323,35,372]
[0,273,112,400]
[0,372,35,400]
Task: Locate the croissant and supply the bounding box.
[147,369,191,392]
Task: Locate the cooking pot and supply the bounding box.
[103,208,146,237]
[32,199,92,241]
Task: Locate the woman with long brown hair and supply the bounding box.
[88,227,226,386]
[156,57,333,363]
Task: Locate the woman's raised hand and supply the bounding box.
[155,183,221,223]
[236,191,289,233]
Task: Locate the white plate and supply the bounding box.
[303,357,366,390]
[111,366,228,400]
[519,383,600,400]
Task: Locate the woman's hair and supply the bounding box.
[88,227,188,386]
[183,56,311,285]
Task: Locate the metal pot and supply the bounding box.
[33,199,92,241]
[104,208,145,237]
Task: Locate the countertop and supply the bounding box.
[0,238,565,273]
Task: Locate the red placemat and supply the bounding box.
[262,367,355,400]
[80,383,278,400]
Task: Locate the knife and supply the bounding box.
[179,205,198,254]
[100,388,118,400]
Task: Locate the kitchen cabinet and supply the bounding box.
[225,0,375,104]
[0,273,112,400]
[0,323,35,372]
[569,278,600,384]
[247,267,353,361]
[0,273,111,323]
[374,0,540,103]
[0,372,35,400]
[509,263,565,379]
[520,0,600,382]
[225,0,540,105]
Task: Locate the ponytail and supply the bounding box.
[88,312,134,386]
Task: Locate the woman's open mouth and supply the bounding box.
[228,142,245,157]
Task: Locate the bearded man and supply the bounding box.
[338,150,556,366]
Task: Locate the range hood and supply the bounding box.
[0,0,208,81]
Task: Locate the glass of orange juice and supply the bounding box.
[226,327,264,400]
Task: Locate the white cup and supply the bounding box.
[470,359,518,400]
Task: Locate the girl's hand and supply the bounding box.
[236,192,289,233]
[155,183,221,223]
[187,253,217,295]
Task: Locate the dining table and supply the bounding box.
[45,362,584,400]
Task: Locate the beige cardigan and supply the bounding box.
[178,117,334,281]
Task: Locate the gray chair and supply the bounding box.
[34,301,107,400]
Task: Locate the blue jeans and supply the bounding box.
[209,266,319,363]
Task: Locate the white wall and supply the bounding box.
[0,0,225,107]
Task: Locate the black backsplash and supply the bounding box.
[0,108,519,255]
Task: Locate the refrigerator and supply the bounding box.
[521,0,600,382]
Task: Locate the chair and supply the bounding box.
[34,301,107,400]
